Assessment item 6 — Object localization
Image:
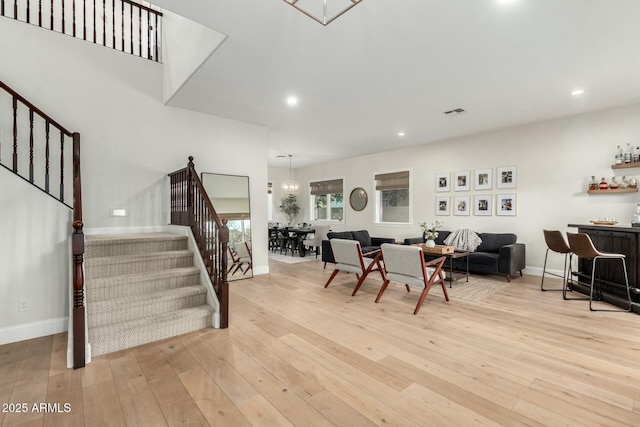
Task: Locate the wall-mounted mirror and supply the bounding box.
[349,187,368,211]
[202,173,252,281]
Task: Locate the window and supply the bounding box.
[375,171,410,224]
[310,179,344,221]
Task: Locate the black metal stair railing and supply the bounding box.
[1,0,163,62]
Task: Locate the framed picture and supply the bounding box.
[435,196,450,216]
[454,196,470,216]
[474,168,492,191]
[496,193,517,216]
[496,166,517,189]
[454,170,470,192]
[474,195,492,216]
[435,172,450,192]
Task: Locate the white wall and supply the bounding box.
[290,103,640,275]
[0,18,269,341]
[0,168,71,343]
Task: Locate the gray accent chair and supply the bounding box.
[324,239,384,296]
[376,244,448,315]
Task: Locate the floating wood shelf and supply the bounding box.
[611,163,640,169]
[588,188,638,194]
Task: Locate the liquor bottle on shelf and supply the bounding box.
[615,145,623,165]
[620,176,629,189]
[588,176,598,190]
[609,177,619,189]
[630,177,638,188]
[634,146,640,163]
[599,177,609,190]
[625,143,632,163]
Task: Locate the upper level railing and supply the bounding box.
[0,80,85,368]
[169,157,230,328]
[1,0,163,62]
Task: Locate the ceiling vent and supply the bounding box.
[444,108,467,115]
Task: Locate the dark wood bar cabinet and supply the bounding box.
[567,224,640,313]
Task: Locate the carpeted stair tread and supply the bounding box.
[86,233,188,257]
[87,285,208,327]
[89,305,214,356]
[87,267,200,301]
[85,250,194,278]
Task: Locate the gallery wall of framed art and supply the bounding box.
[434,166,518,216]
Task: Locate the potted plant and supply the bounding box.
[279,196,300,226]
[419,220,443,247]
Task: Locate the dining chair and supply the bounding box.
[540,230,573,294]
[377,243,448,315]
[324,239,384,296]
[303,225,330,258]
[566,232,631,312]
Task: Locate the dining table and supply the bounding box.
[270,226,316,257]
[287,227,316,256]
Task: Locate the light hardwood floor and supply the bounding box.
[2,258,640,426]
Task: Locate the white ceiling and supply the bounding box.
[153,0,640,167]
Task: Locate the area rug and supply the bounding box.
[428,276,510,302]
[269,252,318,265]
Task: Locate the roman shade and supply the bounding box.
[310,179,343,196]
[375,171,409,191]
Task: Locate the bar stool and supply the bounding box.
[566,232,632,312]
[540,230,573,293]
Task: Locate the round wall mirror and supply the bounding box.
[349,187,368,211]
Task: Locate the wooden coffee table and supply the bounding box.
[423,250,469,288]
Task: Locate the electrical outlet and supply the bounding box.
[18,299,28,312]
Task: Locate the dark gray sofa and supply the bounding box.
[322,230,395,265]
[404,230,526,282]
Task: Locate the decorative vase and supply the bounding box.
[425,239,436,248]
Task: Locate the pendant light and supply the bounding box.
[281,154,300,198]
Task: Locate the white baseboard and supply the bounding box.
[254,265,269,275]
[0,317,68,345]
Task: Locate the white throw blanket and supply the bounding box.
[444,229,482,252]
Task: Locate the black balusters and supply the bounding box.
[3,0,162,62]
[29,109,34,183]
[60,131,64,202]
[45,121,50,193]
[138,6,141,57]
[12,95,17,172]
[121,1,124,52]
[129,2,133,54]
[111,0,115,49]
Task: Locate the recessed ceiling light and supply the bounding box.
[286,96,299,107]
[398,132,406,137]
[571,89,585,96]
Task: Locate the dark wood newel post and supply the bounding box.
[219,219,229,328]
[187,156,194,226]
[71,132,85,369]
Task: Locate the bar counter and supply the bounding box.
[568,224,640,313]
